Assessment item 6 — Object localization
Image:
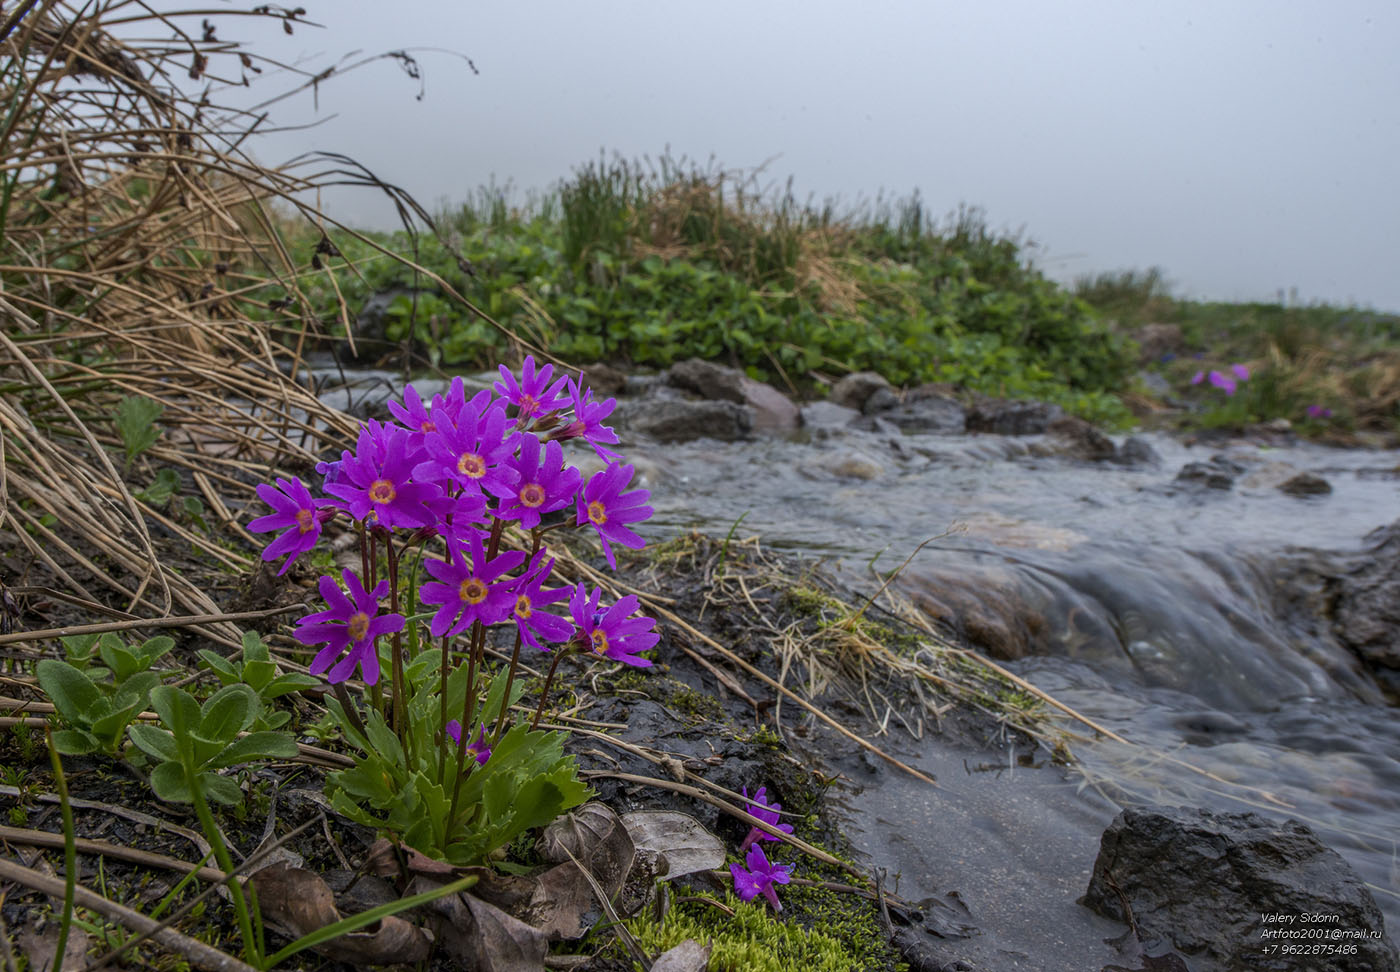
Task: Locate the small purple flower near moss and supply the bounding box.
[323,423,443,530]
[1306,404,1333,419]
[738,786,795,853]
[569,585,660,667]
[576,463,652,569]
[495,355,569,420]
[1230,363,1250,381]
[248,477,334,575]
[420,528,525,638]
[1207,370,1237,396]
[1190,371,1205,385]
[492,434,582,529]
[509,553,574,650]
[730,844,792,912]
[294,569,403,685]
[445,720,492,766]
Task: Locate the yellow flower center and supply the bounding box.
[515,595,532,619]
[368,479,396,504]
[587,500,608,525]
[457,452,486,478]
[459,578,488,604]
[589,629,608,655]
[347,612,370,642]
[294,508,315,533]
[519,483,545,508]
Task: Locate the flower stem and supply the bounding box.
[436,633,450,784]
[491,628,523,742]
[190,770,261,966]
[446,620,485,834]
[530,646,569,730]
[385,533,406,746]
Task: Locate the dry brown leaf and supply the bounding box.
[413,877,549,972]
[249,863,431,966]
[621,811,725,880]
[652,938,713,972]
[18,923,91,972]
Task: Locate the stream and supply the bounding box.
[313,364,1399,968]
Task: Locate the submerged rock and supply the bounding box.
[1113,436,1162,467]
[1332,520,1400,688]
[799,400,860,430]
[1044,416,1117,461]
[1174,455,1246,490]
[877,387,966,435]
[965,398,1063,436]
[1083,806,1397,972]
[1279,472,1333,496]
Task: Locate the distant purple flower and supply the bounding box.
[1207,370,1237,396]
[419,528,525,637]
[554,377,622,461]
[1306,404,1333,419]
[495,355,569,420]
[445,720,492,766]
[730,844,792,912]
[508,553,574,651]
[492,434,582,529]
[576,463,652,569]
[1231,363,1250,381]
[413,398,518,496]
[294,569,403,685]
[738,786,795,853]
[323,423,443,530]
[247,477,334,575]
[1190,371,1205,385]
[569,585,659,667]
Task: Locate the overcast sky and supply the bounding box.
[217,1,1399,310]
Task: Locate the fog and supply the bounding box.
[218,1,1399,310]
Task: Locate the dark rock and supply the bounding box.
[1279,472,1333,497]
[612,399,752,443]
[666,358,798,432]
[1045,416,1117,461]
[965,398,1063,436]
[1114,436,1162,467]
[1175,460,1236,490]
[1333,520,1400,678]
[1083,806,1397,972]
[862,386,899,415]
[351,288,432,353]
[799,401,860,430]
[830,371,891,411]
[878,390,966,434]
[579,363,626,397]
[623,374,664,397]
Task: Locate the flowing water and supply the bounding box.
[313,367,1399,966]
[624,424,1400,965]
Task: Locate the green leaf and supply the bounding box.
[36,660,102,726]
[207,731,298,770]
[115,396,163,464]
[241,630,269,663]
[113,671,158,710]
[197,649,239,683]
[128,724,180,762]
[197,684,256,745]
[201,773,243,806]
[99,641,138,682]
[136,467,180,506]
[261,673,318,699]
[136,636,174,665]
[49,729,99,756]
[90,699,143,743]
[150,761,193,803]
[60,634,99,664]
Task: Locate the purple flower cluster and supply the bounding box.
[250,358,660,689]
[1190,362,1251,397]
[730,783,795,910]
[1305,404,1333,420]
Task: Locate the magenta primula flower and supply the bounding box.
[554,377,621,461]
[413,397,518,497]
[1207,370,1237,396]
[577,463,652,569]
[491,434,582,529]
[494,355,569,420]
[508,553,574,650]
[387,383,441,438]
[730,844,792,912]
[1306,404,1333,419]
[247,477,335,575]
[419,527,525,637]
[323,422,443,530]
[445,720,492,766]
[294,569,403,685]
[569,585,659,667]
[738,786,796,853]
[1230,363,1250,381]
[1190,371,1205,385]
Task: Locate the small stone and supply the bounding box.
[1279,472,1332,496]
[862,386,899,415]
[1114,436,1161,467]
[829,371,891,411]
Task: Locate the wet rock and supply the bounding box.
[623,374,665,397]
[1174,457,1242,490]
[579,362,627,397]
[800,400,860,430]
[878,389,966,435]
[1279,472,1332,496]
[798,449,883,481]
[1044,416,1117,461]
[612,399,752,443]
[1333,520,1400,680]
[1083,806,1397,972]
[666,359,798,432]
[862,385,899,415]
[1114,436,1161,467]
[965,398,1063,436]
[829,371,891,411]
